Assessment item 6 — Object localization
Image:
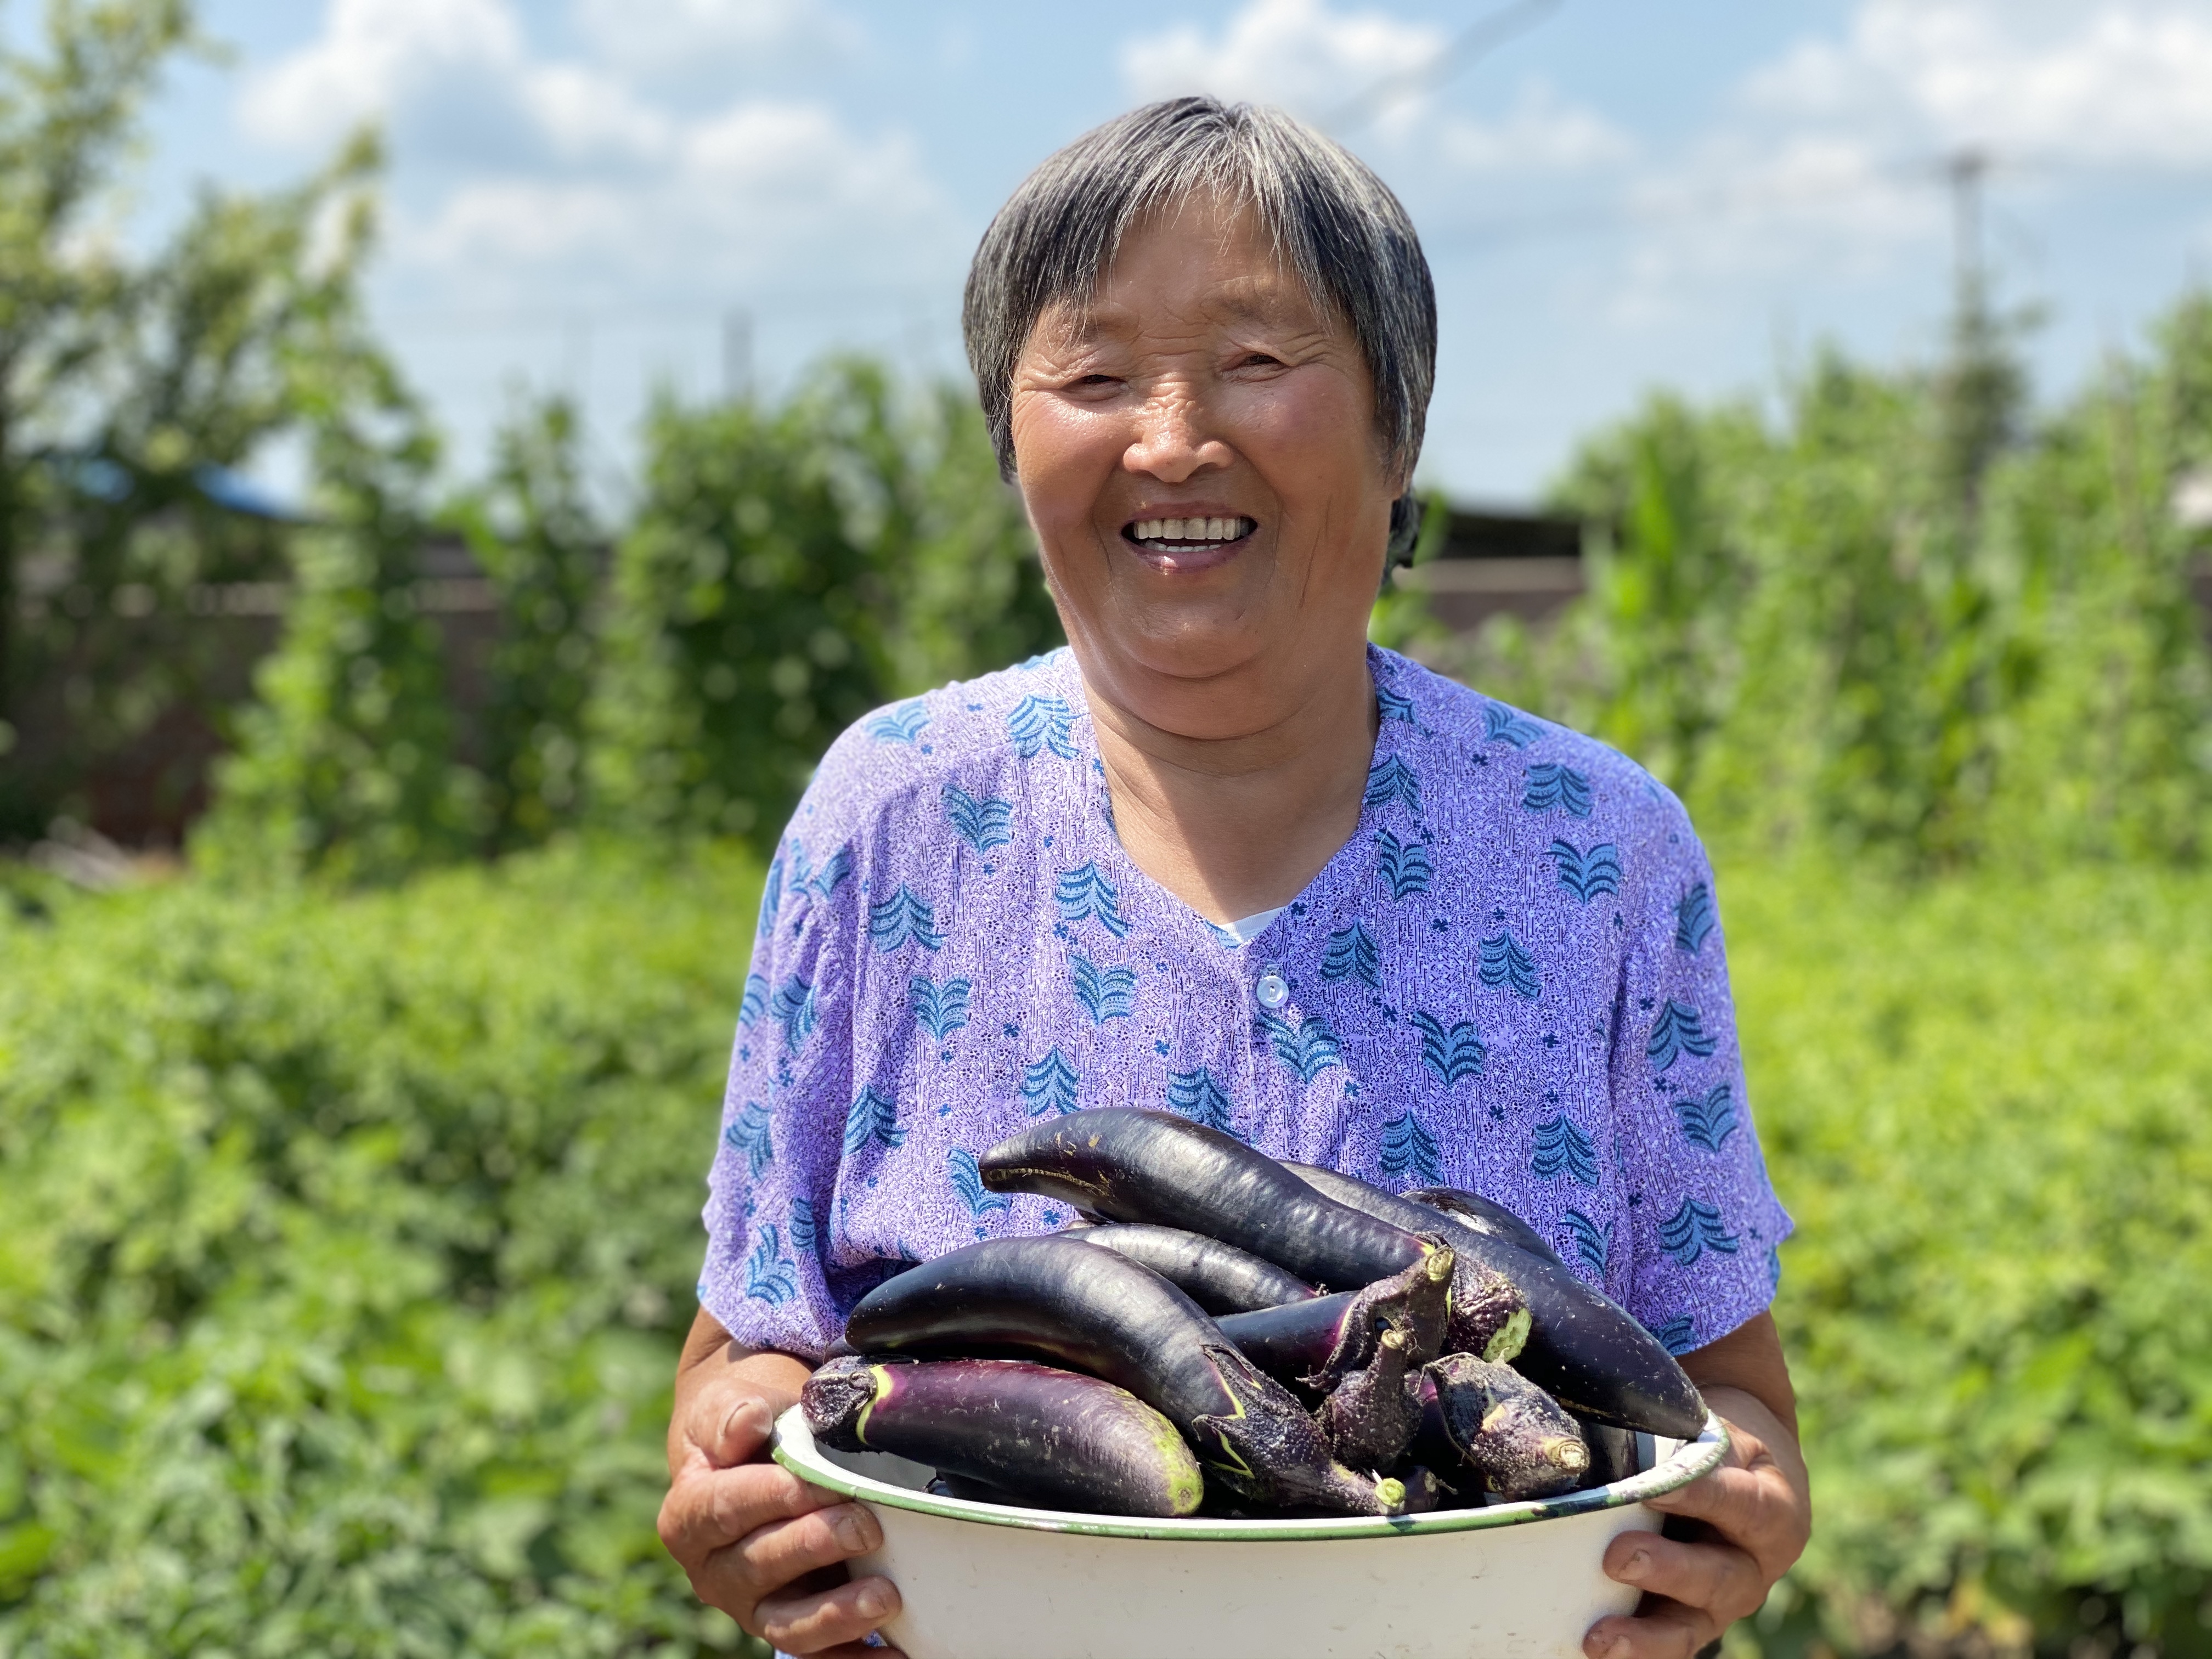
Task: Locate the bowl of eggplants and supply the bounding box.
[772,1109,1731,1659]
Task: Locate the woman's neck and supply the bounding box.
[1082,651,1380,926]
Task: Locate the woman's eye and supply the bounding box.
[1239,352,1283,369]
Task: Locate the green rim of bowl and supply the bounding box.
[771,1406,1729,1542]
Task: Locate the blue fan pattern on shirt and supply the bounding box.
[1055,863,1130,938]
[1374,830,1432,899]
[1482,702,1544,748]
[724,1102,775,1178]
[1260,1011,1342,1084]
[1561,1208,1612,1274]
[868,886,944,952]
[1379,1112,1443,1186]
[1532,1115,1601,1186]
[789,1197,819,1255]
[910,976,972,1044]
[738,973,768,1028]
[1376,682,1418,724]
[1647,1000,1718,1073]
[758,856,784,933]
[807,846,853,901]
[1675,1083,1739,1151]
[1675,883,1716,954]
[1479,931,1541,999]
[1021,1048,1082,1115]
[866,701,930,744]
[1658,1198,1739,1266]
[1007,694,1079,759]
[1646,1313,1697,1356]
[744,1226,799,1306]
[1321,922,1383,988]
[1069,955,1138,1024]
[769,976,816,1053]
[943,785,1014,855]
[844,1086,905,1153]
[949,1148,1011,1218]
[1363,755,1423,816]
[1165,1067,1235,1134]
[1549,840,1622,904]
[1522,763,1594,817]
[1410,1011,1485,1084]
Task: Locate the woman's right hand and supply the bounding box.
[658,1311,905,1657]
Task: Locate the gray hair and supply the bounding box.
[962,97,1437,504]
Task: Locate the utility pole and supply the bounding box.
[1937,147,2015,524]
[723,307,754,405]
[1945,148,1988,318]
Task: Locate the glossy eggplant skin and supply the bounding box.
[1066,1223,1318,1315]
[840,1235,1401,1515]
[803,1356,1204,1517]
[1285,1162,1564,1269]
[1284,1165,1706,1438]
[980,1110,1429,1290]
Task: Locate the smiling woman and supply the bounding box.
[657,98,1808,1659]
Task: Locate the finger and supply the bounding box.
[1583,1598,1717,1659]
[757,1572,902,1654]
[734,1503,884,1594]
[659,1460,849,1564]
[1644,1466,1808,1574]
[1604,1533,1765,1625]
[676,1391,776,1471]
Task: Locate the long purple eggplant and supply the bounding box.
[1065,1223,1318,1314]
[980,1110,1433,1290]
[1215,1252,1455,1389]
[803,1356,1204,1517]
[840,1236,1406,1516]
[1289,1164,1562,1267]
[1425,1353,1591,1500]
[1286,1163,1705,1438]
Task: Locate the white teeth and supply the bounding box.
[1206,517,1226,539]
[1131,516,1255,543]
[1164,517,1186,539]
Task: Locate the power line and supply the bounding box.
[1324,0,1565,136]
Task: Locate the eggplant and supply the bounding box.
[1215,1251,1454,1390]
[1425,1353,1590,1500]
[980,1110,1433,1290]
[1286,1164,1705,1438]
[1404,1186,1568,1269]
[804,1355,1203,1517]
[1065,1223,1318,1314]
[841,1236,1405,1516]
[1573,1417,1641,1489]
[1316,1324,1420,1472]
[1289,1164,1562,1267]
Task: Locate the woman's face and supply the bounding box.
[1009,194,1397,738]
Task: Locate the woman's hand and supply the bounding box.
[1585,1313,1812,1659]
[658,1310,905,1658]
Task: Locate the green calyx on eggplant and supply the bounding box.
[1424,1353,1592,1500]
[1285,1163,1706,1438]
[1063,1222,1318,1314]
[840,1235,1405,1516]
[980,1110,1434,1290]
[803,1354,1205,1518]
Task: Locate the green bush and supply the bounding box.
[0,843,761,1656]
[1731,860,2212,1658]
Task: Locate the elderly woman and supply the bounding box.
[659,98,1809,1659]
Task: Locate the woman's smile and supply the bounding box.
[1122,512,1259,572]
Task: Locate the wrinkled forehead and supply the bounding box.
[1024,189,1339,354]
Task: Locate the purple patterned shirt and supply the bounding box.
[701,646,1791,1361]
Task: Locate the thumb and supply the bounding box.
[699,1392,777,1469]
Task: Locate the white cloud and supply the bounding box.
[239,0,523,148]
[570,0,856,81]
[1436,84,1632,173]
[1746,0,2212,167]
[1120,0,1443,119]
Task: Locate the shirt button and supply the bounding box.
[1255,969,1290,1010]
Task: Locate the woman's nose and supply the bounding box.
[1122,384,1234,483]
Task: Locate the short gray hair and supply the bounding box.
[963,97,1437,493]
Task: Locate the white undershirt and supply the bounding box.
[1213,906,1286,947]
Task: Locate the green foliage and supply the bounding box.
[1728,859,2212,1658]
[1440,295,2212,870]
[457,394,602,853]
[0,842,763,1655]
[589,358,1057,842]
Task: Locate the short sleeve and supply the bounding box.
[698,810,860,1362]
[1607,808,1792,1357]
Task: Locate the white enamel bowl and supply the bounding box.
[772,1407,1729,1659]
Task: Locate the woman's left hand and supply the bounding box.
[1583,1385,1812,1659]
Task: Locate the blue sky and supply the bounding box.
[132,1,2212,503]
